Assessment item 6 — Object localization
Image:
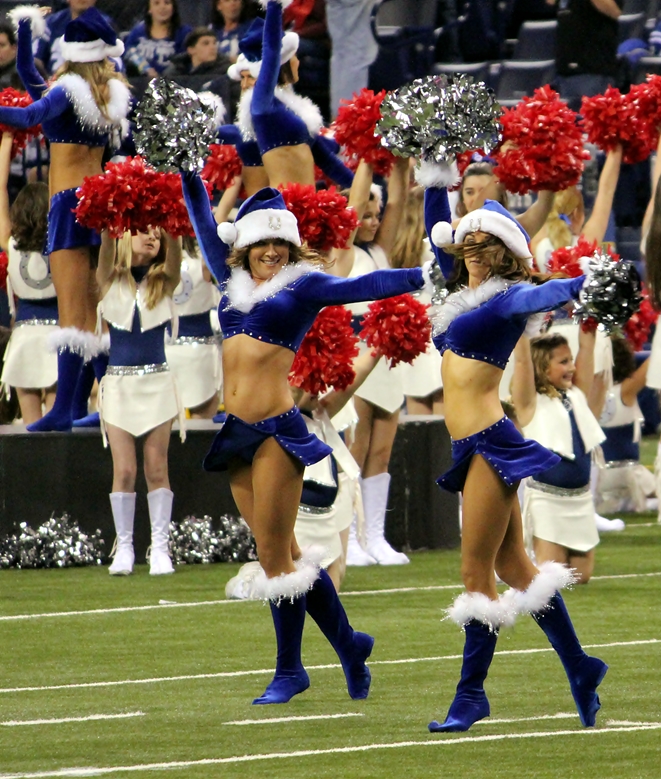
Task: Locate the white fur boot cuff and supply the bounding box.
[513,561,578,615]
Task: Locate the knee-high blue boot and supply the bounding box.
[305,568,374,699]
[253,596,310,705]
[73,337,109,427]
[532,592,608,727]
[71,359,95,421]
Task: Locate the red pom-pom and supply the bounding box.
[493,86,589,194]
[279,183,359,251]
[334,88,396,176]
[0,250,7,291]
[547,237,619,278]
[624,286,658,351]
[0,87,42,156]
[289,305,359,394]
[201,144,242,193]
[75,157,211,238]
[359,294,431,368]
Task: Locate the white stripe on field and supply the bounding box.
[1,712,144,727]
[224,713,364,726]
[474,712,576,725]
[1,569,660,623]
[0,723,659,778]
[0,638,657,696]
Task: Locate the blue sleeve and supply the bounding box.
[218,124,242,145]
[34,20,52,73]
[180,170,230,284]
[0,86,69,129]
[311,135,354,189]
[424,187,455,278]
[295,268,424,306]
[252,0,281,116]
[17,19,47,99]
[496,277,585,318]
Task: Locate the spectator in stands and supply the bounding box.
[552,0,623,111]
[123,0,191,78]
[0,23,17,90]
[35,0,118,76]
[210,0,254,64]
[162,27,231,79]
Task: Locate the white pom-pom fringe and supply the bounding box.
[9,6,45,39]
[258,0,294,7]
[431,221,453,248]
[218,222,237,245]
[414,159,460,189]
[513,561,578,615]
[47,328,98,362]
[251,560,320,603]
[446,591,509,632]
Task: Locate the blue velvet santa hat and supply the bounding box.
[432,199,532,265]
[228,17,299,81]
[217,187,301,248]
[60,7,125,63]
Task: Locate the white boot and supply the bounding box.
[147,488,175,575]
[346,517,377,566]
[362,473,409,565]
[108,492,136,576]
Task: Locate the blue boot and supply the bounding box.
[532,592,608,727]
[253,597,310,705]
[429,620,498,733]
[73,348,108,427]
[27,343,85,432]
[305,569,374,699]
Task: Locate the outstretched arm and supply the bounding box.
[296,265,426,307]
[0,86,69,130]
[496,277,585,318]
[16,18,48,100]
[0,132,13,250]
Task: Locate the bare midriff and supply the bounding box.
[242,166,270,197]
[262,144,315,188]
[222,334,297,422]
[49,143,105,196]
[441,350,508,440]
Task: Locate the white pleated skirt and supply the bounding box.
[523,481,599,553]
[353,345,404,414]
[165,340,222,409]
[0,322,58,390]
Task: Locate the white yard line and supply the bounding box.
[224,713,364,726]
[0,638,658,696]
[1,712,144,727]
[474,712,575,725]
[0,723,659,778]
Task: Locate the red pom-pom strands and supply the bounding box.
[201,144,242,193]
[624,287,658,351]
[334,88,396,176]
[493,86,588,194]
[289,306,359,395]
[278,183,359,251]
[0,250,8,291]
[75,157,211,238]
[359,294,431,368]
[0,88,41,156]
[547,237,619,278]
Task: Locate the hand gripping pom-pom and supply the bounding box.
[574,252,642,334]
[278,183,359,251]
[377,74,502,164]
[0,87,41,156]
[201,144,243,193]
[493,86,590,194]
[333,88,396,175]
[360,294,431,368]
[217,222,238,245]
[624,287,658,351]
[431,221,453,249]
[289,306,359,395]
[134,78,217,172]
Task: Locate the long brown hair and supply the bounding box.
[115,231,172,309]
[391,187,426,269]
[228,241,330,272]
[10,182,49,252]
[439,235,535,291]
[53,60,129,122]
[530,333,570,399]
[645,182,661,309]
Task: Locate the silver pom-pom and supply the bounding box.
[377,74,502,164]
[134,78,217,172]
[573,253,642,334]
[169,514,257,565]
[0,514,105,569]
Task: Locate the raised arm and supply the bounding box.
[97,231,117,294]
[0,86,70,130]
[510,335,537,428]
[573,326,595,397]
[582,146,622,243]
[16,18,48,100]
[252,0,282,115]
[621,355,649,405]
[374,156,408,257]
[0,133,14,250]
[423,186,455,278]
[163,232,183,291]
[213,173,242,224]
[518,190,554,241]
[180,170,230,284]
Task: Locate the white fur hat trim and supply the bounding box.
[258,0,294,8]
[60,38,125,64]
[455,208,532,264]
[9,5,45,39]
[414,159,460,189]
[513,561,578,615]
[431,221,453,248]
[227,32,299,80]
[233,207,301,249]
[47,327,98,362]
[447,591,510,632]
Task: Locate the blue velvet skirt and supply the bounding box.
[46,188,101,254]
[437,416,560,493]
[203,406,333,472]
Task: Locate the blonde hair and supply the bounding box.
[227,241,330,271]
[53,60,129,122]
[115,231,171,309]
[546,187,583,250]
[530,333,570,399]
[391,187,426,269]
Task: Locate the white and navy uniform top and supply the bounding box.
[599,383,643,462]
[168,252,221,342]
[6,238,57,323]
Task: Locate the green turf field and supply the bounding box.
[0,509,659,779]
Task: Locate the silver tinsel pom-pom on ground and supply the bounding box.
[574,253,642,333]
[377,74,502,164]
[134,78,217,172]
[169,515,257,565]
[0,514,105,569]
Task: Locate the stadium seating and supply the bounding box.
[512,20,557,61]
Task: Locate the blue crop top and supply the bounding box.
[181,171,426,353]
[218,124,263,168]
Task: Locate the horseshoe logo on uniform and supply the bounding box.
[19,251,52,290]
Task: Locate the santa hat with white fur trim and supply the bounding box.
[60,7,124,63]
[227,16,299,81]
[431,199,532,265]
[217,187,301,248]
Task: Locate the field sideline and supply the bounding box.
[0,513,659,779]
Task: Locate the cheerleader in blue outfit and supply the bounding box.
[419,161,608,733]
[0,8,130,431]
[181,169,437,704]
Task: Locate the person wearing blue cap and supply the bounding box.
[180,168,441,704]
[0,8,131,431]
[417,162,607,733]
